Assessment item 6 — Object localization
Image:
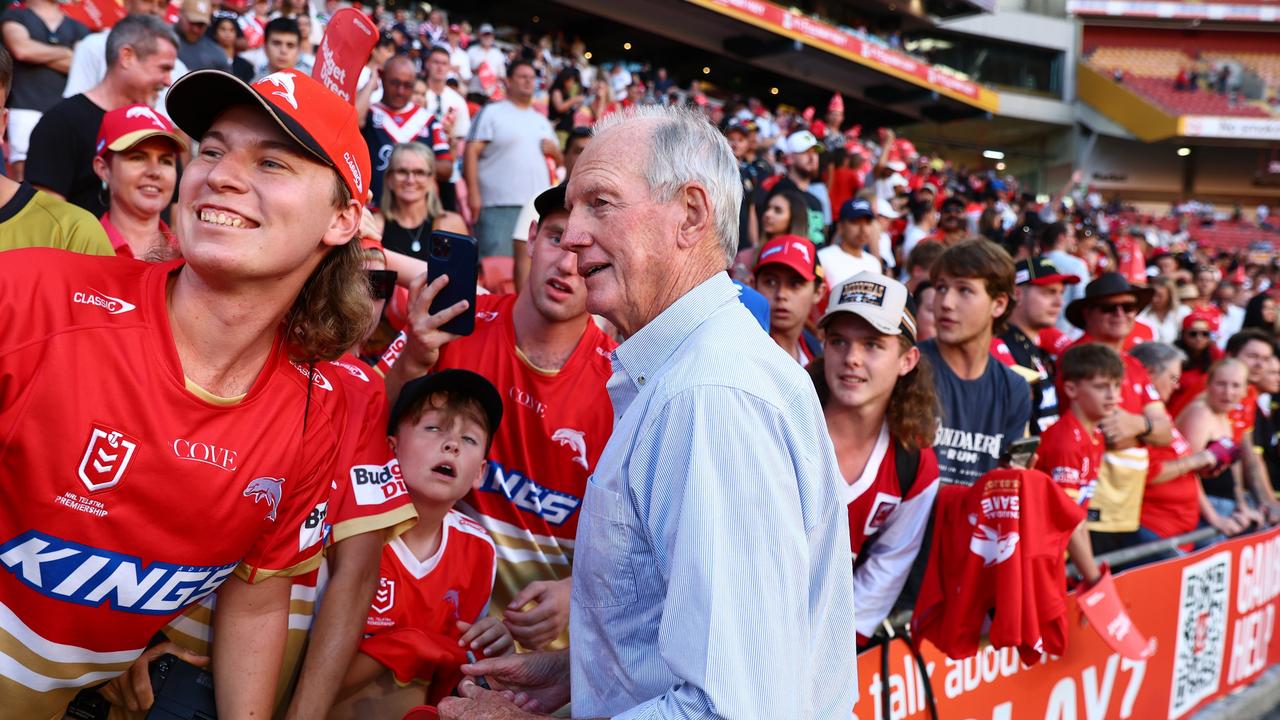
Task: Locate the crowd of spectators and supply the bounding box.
[4,0,1280,717]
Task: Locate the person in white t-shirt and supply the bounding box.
[819,198,883,288]
[443,24,470,83]
[466,23,505,96]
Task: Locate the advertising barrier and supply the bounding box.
[853,525,1280,719]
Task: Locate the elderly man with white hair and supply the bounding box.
[441,107,857,719]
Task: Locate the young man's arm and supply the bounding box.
[212,575,293,717]
[283,531,383,719]
[355,73,377,128]
[2,21,73,70]
[1067,522,1101,585]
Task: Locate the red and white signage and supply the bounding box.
[1180,116,1280,142]
[311,7,378,105]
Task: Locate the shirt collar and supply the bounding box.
[612,272,737,390]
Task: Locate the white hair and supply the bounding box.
[593,105,742,266]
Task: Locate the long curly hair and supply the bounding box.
[282,176,374,362]
[809,338,940,453]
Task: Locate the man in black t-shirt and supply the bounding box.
[766,130,826,245]
[26,14,177,218]
[994,256,1081,434]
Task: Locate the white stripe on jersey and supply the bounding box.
[0,650,126,692]
[1105,448,1149,470]
[839,424,890,505]
[456,501,576,551]
[165,610,212,644]
[493,546,571,566]
[0,600,144,665]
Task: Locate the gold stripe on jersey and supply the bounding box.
[488,558,573,651]
[513,345,561,377]
[0,625,140,720]
[183,377,248,406]
[330,504,418,545]
[235,547,324,583]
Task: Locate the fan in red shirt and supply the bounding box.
[0,68,373,717]
[379,183,615,651]
[1166,309,1223,418]
[810,272,940,645]
[1034,343,1126,587]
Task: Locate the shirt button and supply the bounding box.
[638,376,646,386]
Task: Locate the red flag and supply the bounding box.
[1076,566,1157,661]
[311,7,378,104]
[163,0,180,25]
[63,0,126,32]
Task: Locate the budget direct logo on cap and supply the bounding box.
[838,280,887,307]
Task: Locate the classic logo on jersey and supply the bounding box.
[863,493,899,536]
[479,461,582,525]
[171,439,238,472]
[372,577,395,613]
[968,514,1019,567]
[1051,466,1082,490]
[331,359,370,383]
[261,72,299,109]
[290,362,333,391]
[552,428,590,470]
[78,424,139,493]
[243,476,285,521]
[351,460,408,505]
[343,151,363,194]
[0,531,237,614]
[477,310,500,322]
[838,280,886,307]
[299,500,328,552]
[73,289,137,315]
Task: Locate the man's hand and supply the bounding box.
[457,650,571,714]
[1099,410,1144,446]
[1210,512,1244,537]
[99,642,208,712]
[399,273,470,375]
[457,617,514,658]
[540,138,558,157]
[1262,501,1280,526]
[438,681,544,720]
[1236,504,1265,529]
[503,578,571,650]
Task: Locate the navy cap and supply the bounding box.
[839,198,874,222]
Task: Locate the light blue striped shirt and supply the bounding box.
[569,272,858,719]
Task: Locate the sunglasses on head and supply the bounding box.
[1094,301,1138,315]
[367,269,398,301]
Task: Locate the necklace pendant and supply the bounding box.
[411,240,421,253]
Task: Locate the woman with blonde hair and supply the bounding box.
[1136,275,1188,344]
[810,272,940,647]
[369,142,467,261]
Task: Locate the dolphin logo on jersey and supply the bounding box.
[967,514,1018,567]
[261,71,299,109]
[552,428,589,470]
[372,577,395,613]
[442,589,461,621]
[243,476,284,521]
[476,310,500,322]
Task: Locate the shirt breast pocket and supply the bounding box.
[573,476,639,608]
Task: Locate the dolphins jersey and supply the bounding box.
[358,511,495,699]
[162,356,417,714]
[0,250,345,718]
[377,293,615,640]
[842,424,939,638]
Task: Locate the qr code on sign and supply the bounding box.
[1168,551,1231,719]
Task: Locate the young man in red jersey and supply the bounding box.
[333,370,512,718]
[379,182,615,651]
[1035,343,1124,586]
[0,68,370,717]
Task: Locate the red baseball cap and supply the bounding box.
[165,69,371,203]
[755,234,817,282]
[1183,308,1220,332]
[95,104,187,159]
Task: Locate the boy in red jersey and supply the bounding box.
[0,68,370,718]
[1035,343,1124,586]
[378,183,616,651]
[334,370,512,719]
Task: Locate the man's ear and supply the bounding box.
[322,198,364,248]
[676,183,713,251]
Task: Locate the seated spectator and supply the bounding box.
[1168,309,1222,417]
[0,45,110,255]
[923,239,1030,487]
[1,0,88,180]
[211,13,254,82]
[1130,342,1243,548]
[367,142,467,261]
[1035,343,1123,585]
[753,235,823,366]
[819,198,883,287]
[26,14,178,218]
[62,0,187,111]
[333,371,513,718]
[174,0,226,71]
[810,272,939,645]
[93,104,186,259]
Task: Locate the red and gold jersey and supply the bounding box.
[0,249,347,718]
[1230,385,1259,445]
[1034,412,1104,506]
[378,294,615,627]
[360,511,495,686]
